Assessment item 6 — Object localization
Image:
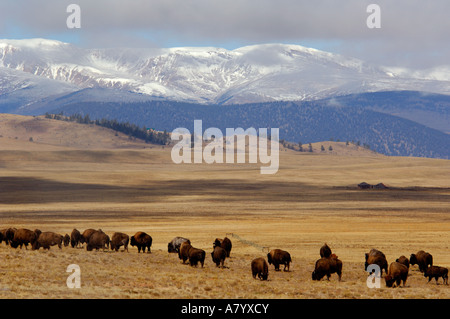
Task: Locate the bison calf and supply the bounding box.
[312,256,343,281]
[251,257,269,280]
[385,262,409,288]
[267,249,291,271]
[424,266,448,285]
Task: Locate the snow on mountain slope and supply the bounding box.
[1,38,449,106]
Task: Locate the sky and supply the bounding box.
[0,0,449,69]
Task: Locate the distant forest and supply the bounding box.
[44,112,170,145]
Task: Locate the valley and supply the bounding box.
[0,114,448,299]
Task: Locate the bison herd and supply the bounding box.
[1,227,448,288]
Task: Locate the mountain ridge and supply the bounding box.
[1,38,450,106]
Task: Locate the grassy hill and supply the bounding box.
[0,113,153,150]
[48,99,450,159]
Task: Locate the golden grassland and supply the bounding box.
[0,114,449,299]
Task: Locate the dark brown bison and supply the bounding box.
[267,249,292,271]
[365,249,388,275]
[10,228,39,249]
[410,250,433,273]
[80,228,97,245]
[320,243,332,258]
[312,255,343,281]
[168,237,190,253]
[110,232,129,252]
[214,237,232,257]
[251,257,269,280]
[130,231,152,253]
[86,230,110,251]
[188,247,206,267]
[0,228,16,245]
[32,232,63,250]
[423,266,448,285]
[178,241,192,264]
[395,256,410,269]
[63,234,70,247]
[70,228,82,248]
[211,246,227,268]
[385,262,409,287]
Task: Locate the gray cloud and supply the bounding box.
[1,0,449,69]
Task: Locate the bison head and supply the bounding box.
[267,252,273,265]
[385,275,395,287]
[10,240,19,249]
[311,270,319,281]
[409,254,417,265]
[213,239,221,249]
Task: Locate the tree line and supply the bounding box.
[44,112,170,145]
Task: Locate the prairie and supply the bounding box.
[0,115,449,299]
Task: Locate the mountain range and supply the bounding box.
[1,38,450,107]
[0,38,449,159]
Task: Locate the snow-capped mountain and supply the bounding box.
[1,38,450,106]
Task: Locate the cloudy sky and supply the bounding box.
[1,0,449,69]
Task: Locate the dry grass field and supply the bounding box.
[0,114,449,299]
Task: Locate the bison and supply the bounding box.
[188,247,206,267]
[211,246,227,268]
[32,232,63,250]
[267,249,292,271]
[110,232,129,252]
[365,249,388,275]
[312,255,343,281]
[320,243,332,258]
[70,228,82,248]
[80,228,97,245]
[395,256,410,269]
[385,262,409,288]
[410,250,433,273]
[168,236,190,253]
[251,257,269,280]
[130,231,152,253]
[214,237,232,257]
[178,241,192,264]
[10,228,39,249]
[63,234,70,247]
[0,228,16,245]
[86,230,110,251]
[423,266,448,285]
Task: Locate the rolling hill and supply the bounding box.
[46,99,450,159]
